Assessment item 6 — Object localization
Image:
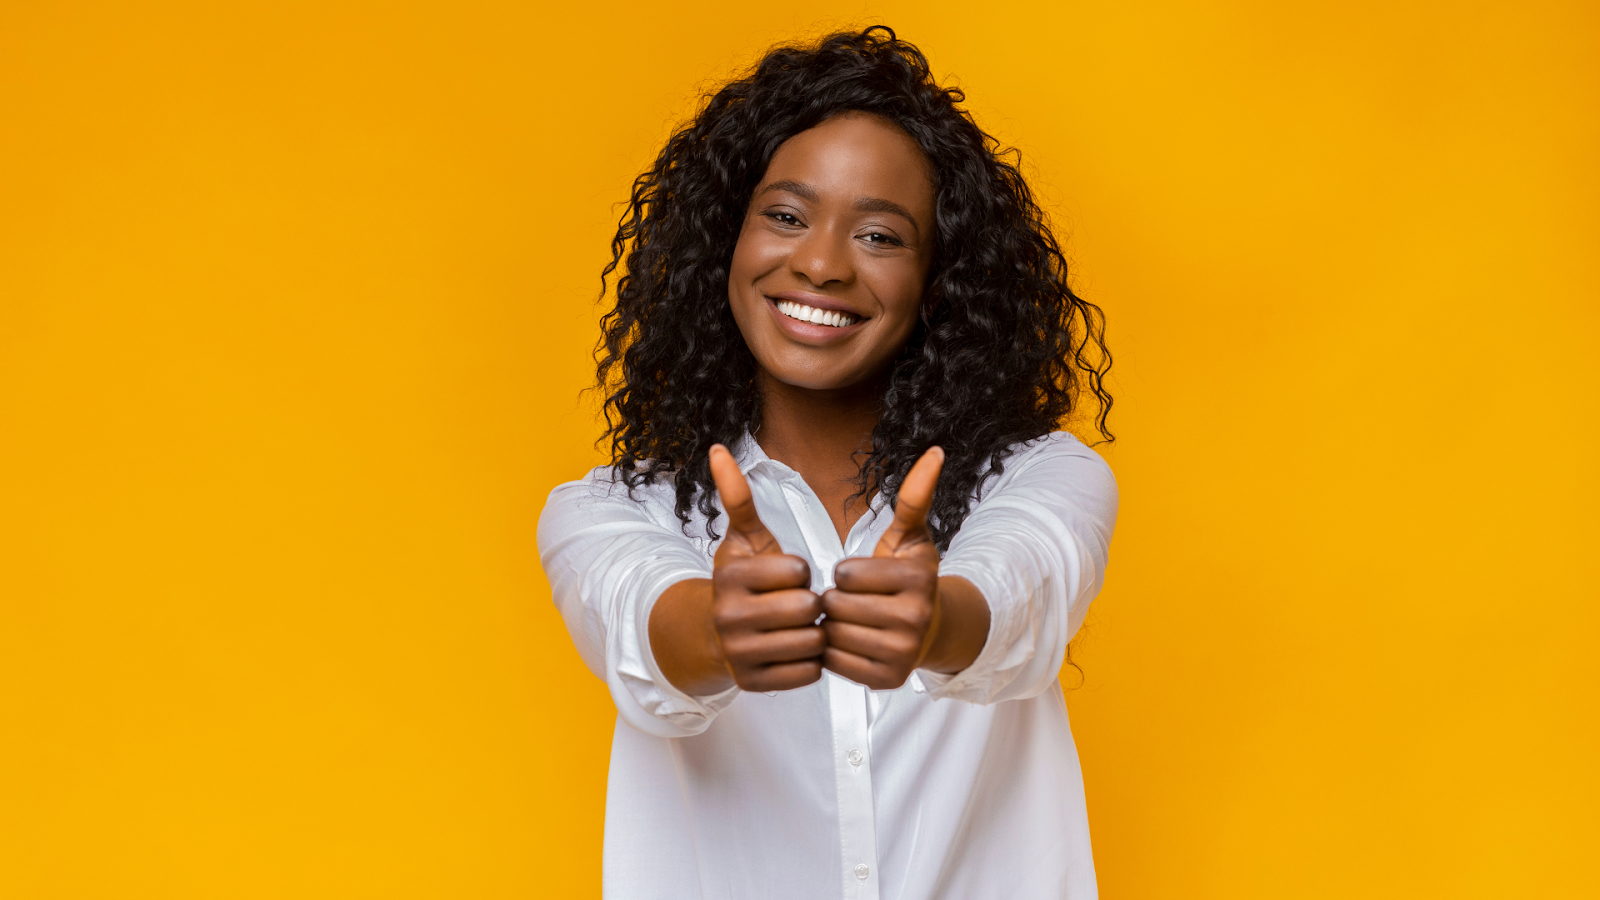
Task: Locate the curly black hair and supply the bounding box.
[596,25,1112,550]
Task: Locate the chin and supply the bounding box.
[762,358,876,393]
[767,370,847,391]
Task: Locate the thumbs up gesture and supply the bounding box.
[700,444,827,692]
[649,444,983,697]
[822,446,963,690]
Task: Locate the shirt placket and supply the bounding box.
[775,476,881,900]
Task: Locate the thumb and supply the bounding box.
[709,444,781,558]
[874,446,944,558]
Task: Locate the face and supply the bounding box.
[727,112,937,392]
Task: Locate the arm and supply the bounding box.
[818,435,1115,701]
[928,433,1118,704]
[538,448,827,736]
[923,574,990,674]
[537,474,729,738]
[647,578,728,697]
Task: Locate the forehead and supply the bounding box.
[760,113,934,211]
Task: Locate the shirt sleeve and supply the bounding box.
[537,470,738,738]
[922,433,1118,705]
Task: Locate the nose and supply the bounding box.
[789,224,854,287]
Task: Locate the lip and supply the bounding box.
[763,292,869,344]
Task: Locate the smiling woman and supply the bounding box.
[538,26,1119,899]
[593,28,1113,552]
[730,114,935,399]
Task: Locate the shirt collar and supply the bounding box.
[729,432,891,517]
[730,432,773,476]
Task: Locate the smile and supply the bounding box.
[775,299,860,328]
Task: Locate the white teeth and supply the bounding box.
[777,299,857,328]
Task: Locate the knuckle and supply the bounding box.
[903,605,933,631]
[713,603,751,632]
[719,634,754,660]
[712,565,742,588]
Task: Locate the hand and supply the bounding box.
[647,444,826,696]
[705,443,826,692]
[821,447,951,689]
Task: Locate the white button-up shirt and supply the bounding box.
[538,432,1117,899]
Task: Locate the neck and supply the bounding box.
[752,369,886,539]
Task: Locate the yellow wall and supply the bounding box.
[3,1,1596,896]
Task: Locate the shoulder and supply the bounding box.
[538,463,685,534]
[982,431,1118,526]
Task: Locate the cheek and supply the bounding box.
[726,228,782,351]
[729,225,783,287]
[728,230,754,281]
[868,261,929,329]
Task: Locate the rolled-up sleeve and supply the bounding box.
[923,434,1118,705]
[537,472,738,737]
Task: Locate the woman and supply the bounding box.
[538,27,1116,899]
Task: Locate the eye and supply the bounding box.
[860,231,905,247]
[765,211,803,227]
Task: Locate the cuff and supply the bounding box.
[611,567,741,735]
[919,558,1033,703]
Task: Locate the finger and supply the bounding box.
[738,659,824,693]
[821,618,921,663]
[715,587,822,632]
[710,443,781,556]
[874,446,944,558]
[717,555,813,593]
[722,625,826,666]
[822,647,905,691]
[833,557,934,595]
[821,588,931,632]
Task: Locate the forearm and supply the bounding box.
[922,575,990,675]
[648,578,736,697]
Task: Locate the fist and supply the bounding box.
[821,447,945,690]
[707,444,826,692]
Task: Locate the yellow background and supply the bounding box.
[3,1,1596,896]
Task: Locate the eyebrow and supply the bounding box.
[761,179,820,202]
[759,179,922,236]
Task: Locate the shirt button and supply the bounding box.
[855,863,870,880]
[848,749,864,766]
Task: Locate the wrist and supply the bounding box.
[649,578,737,697]
[921,575,990,675]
